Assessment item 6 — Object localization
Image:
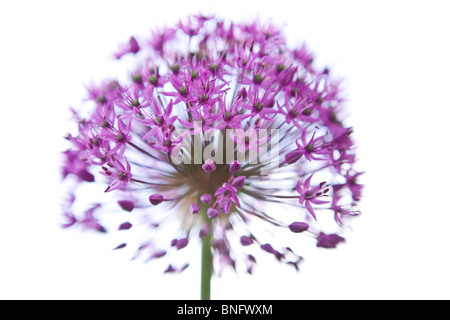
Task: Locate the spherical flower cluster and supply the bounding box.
[61,14,363,275]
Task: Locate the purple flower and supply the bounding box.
[278,94,318,127]
[149,27,176,53]
[296,174,330,220]
[331,186,361,226]
[115,86,150,112]
[114,36,140,59]
[229,129,266,153]
[62,14,363,276]
[98,115,132,157]
[213,183,240,214]
[62,149,95,182]
[243,86,278,120]
[344,171,364,202]
[285,130,331,164]
[178,15,204,37]
[76,204,107,233]
[216,95,251,129]
[139,99,178,138]
[100,157,132,192]
[61,212,77,229]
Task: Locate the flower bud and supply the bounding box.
[129,36,140,53]
[199,222,210,239]
[240,236,253,246]
[118,200,135,212]
[316,232,345,249]
[190,203,200,214]
[288,222,309,233]
[176,238,189,250]
[207,208,219,219]
[118,222,132,230]
[202,159,216,172]
[149,194,164,205]
[229,160,241,173]
[200,193,212,204]
[231,176,246,189]
[285,149,303,164]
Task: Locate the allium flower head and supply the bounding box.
[61,14,363,278]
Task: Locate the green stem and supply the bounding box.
[200,216,213,300]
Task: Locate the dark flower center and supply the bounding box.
[169,64,179,73]
[302,108,312,116]
[289,110,298,118]
[253,74,264,84]
[132,73,142,83]
[96,95,106,104]
[148,74,157,84]
[254,102,263,112]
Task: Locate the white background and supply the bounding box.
[1,0,449,300]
